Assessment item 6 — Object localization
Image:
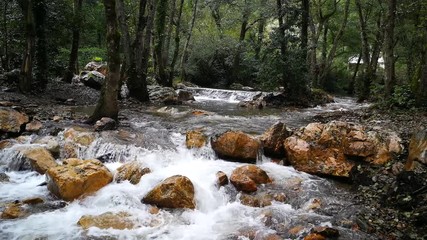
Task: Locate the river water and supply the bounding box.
[0,88,373,240]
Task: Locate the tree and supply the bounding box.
[383,0,396,97]
[180,0,199,80]
[17,0,35,93]
[89,0,121,122]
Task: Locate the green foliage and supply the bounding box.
[389,84,416,108]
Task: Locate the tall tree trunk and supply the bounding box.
[116,0,131,69]
[2,1,9,71]
[349,52,362,95]
[154,0,169,86]
[276,0,288,90]
[210,2,223,39]
[301,0,309,59]
[63,0,83,83]
[90,0,121,122]
[180,0,199,80]
[384,0,396,98]
[33,0,47,90]
[169,0,184,83]
[18,0,35,93]
[254,0,266,60]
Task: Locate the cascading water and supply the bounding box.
[0,88,373,240]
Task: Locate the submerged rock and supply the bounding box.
[0,107,29,133]
[211,130,260,163]
[260,122,293,158]
[0,172,10,182]
[185,130,207,149]
[1,203,26,219]
[115,161,151,185]
[46,158,113,201]
[230,165,272,192]
[78,212,134,230]
[142,175,195,209]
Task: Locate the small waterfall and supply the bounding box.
[185,87,264,103]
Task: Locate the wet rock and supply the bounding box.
[46,158,113,201]
[312,226,340,238]
[405,127,427,170]
[25,120,43,132]
[211,130,260,163]
[260,122,293,158]
[63,127,96,146]
[148,85,179,104]
[22,197,44,205]
[34,136,60,155]
[94,117,117,131]
[19,147,58,174]
[80,71,105,90]
[191,109,213,116]
[303,233,326,240]
[0,139,16,150]
[84,61,108,75]
[115,161,151,185]
[230,165,272,192]
[216,171,229,187]
[177,89,195,101]
[0,107,29,133]
[78,212,135,230]
[185,130,207,149]
[52,116,62,122]
[239,193,271,207]
[284,121,403,177]
[1,203,25,219]
[142,175,195,209]
[0,172,9,182]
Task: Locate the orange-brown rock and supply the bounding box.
[191,110,213,116]
[25,120,43,132]
[22,197,44,205]
[115,161,151,184]
[211,131,261,163]
[1,203,25,219]
[260,122,292,158]
[304,233,326,240]
[20,147,58,174]
[0,107,29,133]
[186,130,207,149]
[312,226,340,238]
[142,175,195,209]
[405,128,427,170]
[77,212,134,230]
[216,171,229,187]
[46,158,113,201]
[230,165,272,192]
[63,127,96,146]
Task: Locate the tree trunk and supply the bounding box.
[276,0,288,90]
[33,0,48,90]
[2,1,9,71]
[169,0,184,83]
[18,0,35,93]
[349,52,362,95]
[116,0,131,68]
[384,0,396,98]
[180,0,199,80]
[89,0,121,122]
[63,0,83,83]
[301,0,309,58]
[154,0,169,86]
[254,0,266,60]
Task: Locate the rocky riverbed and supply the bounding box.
[1,80,426,240]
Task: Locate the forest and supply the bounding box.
[0,0,427,240]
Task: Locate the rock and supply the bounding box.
[20,147,58,174]
[0,172,9,182]
[63,127,96,146]
[211,130,260,163]
[22,197,44,205]
[34,136,60,154]
[46,158,113,201]
[284,121,403,177]
[216,171,229,187]
[0,139,16,150]
[84,61,108,75]
[0,107,29,133]
[260,122,293,158]
[80,71,105,90]
[405,127,427,170]
[191,109,213,116]
[239,193,274,207]
[52,116,62,122]
[142,175,195,209]
[115,162,151,185]
[177,89,195,101]
[185,130,207,149]
[25,120,43,132]
[1,203,25,219]
[304,233,326,240]
[148,85,179,104]
[78,212,134,230]
[312,226,340,238]
[230,165,272,192]
[94,117,117,131]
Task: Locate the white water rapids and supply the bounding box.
[0,88,373,240]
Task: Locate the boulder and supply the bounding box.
[260,122,293,158]
[84,61,108,75]
[1,203,25,219]
[148,85,179,104]
[211,131,260,163]
[25,120,43,132]
[304,233,326,240]
[80,71,105,90]
[46,158,113,201]
[230,165,272,192]
[405,128,427,170]
[177,90,195,101]
[115,161,151,184]
[185,130,207,149]
[311,226,340,238]
[142,175,195,209]
[0,107,29,133]
[284,121,403,177]
[22,197,44,205]
[78,212,135,230]
[94,117,117,131]
[20,147,58,174]
[63,127,96,146]
[33,136,60,154]
[216,171,229,187]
